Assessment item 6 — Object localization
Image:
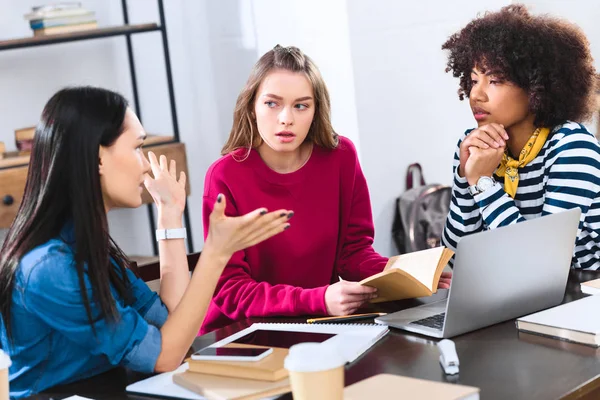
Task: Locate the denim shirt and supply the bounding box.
[0,227,168,399]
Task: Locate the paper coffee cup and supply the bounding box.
[0,350,11,400]
[284,342,346,400]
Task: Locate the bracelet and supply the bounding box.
[155,228,187,241]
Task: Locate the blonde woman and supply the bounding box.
[201,45,451,333]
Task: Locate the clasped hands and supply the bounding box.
[458,123,509,185]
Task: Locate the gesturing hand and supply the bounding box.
[144,151,187,216]
[205,194,293,262]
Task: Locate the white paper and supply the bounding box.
[390,247,444,290]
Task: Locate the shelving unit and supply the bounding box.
[0,23,160,51]
[0,0,194,255]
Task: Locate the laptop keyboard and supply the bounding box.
[410,313,446,330]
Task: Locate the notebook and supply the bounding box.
[516,295,600,347]
[209,322,389,363]
[580,278,600,295]
[344,374,479,400]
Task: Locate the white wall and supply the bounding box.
[346,0,510,256]
[520,0,600,137]
[250,0,362,150]
[520,0,600,73]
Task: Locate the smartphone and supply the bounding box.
[191,346,273,362]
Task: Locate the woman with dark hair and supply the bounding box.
[441,5,600,269]
[201,45,451,333]
[0,86,291,398]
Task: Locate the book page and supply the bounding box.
[582,278,600,289]
[389,247,445,291]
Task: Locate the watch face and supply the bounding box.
[477,177,495,191]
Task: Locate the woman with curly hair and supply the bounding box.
[441,4,600,269]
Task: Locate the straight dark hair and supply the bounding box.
[0,86,132,344]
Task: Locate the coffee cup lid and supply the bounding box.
[284,342,346,373]
[0,350,11,370]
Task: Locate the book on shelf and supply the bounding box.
[24,2,97,36]
[24,2,90,21]
[33,22,98,37]
[516,295,600,347]
[30,13,96,30]
[359,246,454,302]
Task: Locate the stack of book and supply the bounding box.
[173,344,291,400]
[24,2,97,37]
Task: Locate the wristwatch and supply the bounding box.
[468,176,496,196]
[155,228,187,241]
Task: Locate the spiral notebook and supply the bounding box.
[210,322,389,363]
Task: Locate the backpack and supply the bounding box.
[391,163,452,254]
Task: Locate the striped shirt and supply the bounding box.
[442,121,600,270]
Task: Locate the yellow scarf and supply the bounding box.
[495,127,550,198]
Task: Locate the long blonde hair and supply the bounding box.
[221,45,338,156]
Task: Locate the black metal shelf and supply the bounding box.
[0,23,160,51]
[0,0,194,254]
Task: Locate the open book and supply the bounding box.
[360,247,454,303]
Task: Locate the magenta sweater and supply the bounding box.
[200,136,388,333]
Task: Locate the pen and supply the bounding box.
[307,312,387,324]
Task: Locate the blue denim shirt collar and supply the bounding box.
[59,220,76,245]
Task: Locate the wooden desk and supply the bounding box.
[29,269,600,400]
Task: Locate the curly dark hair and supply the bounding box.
[442,4,598,128]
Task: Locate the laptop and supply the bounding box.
[375,208,581,338]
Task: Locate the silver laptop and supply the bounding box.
[375,208,581,338]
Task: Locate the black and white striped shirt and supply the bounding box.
[442,121,600,270]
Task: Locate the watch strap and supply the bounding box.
[155,228,187,241]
